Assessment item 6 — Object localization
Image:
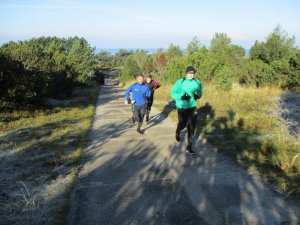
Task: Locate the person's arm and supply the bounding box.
[170,79,184,100]
[194,80,204,99]
[145,85,152,99]
[153,80,161,91]
[125,84,133,100]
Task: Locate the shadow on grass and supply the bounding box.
[194,102,300,201]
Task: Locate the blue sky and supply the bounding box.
[0,0,300,49]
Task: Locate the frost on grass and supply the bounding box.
[0,126,80,225]
[0,86,99,225]
[0,129,81,225]
[278,92,300,135]
[0,175,72,225]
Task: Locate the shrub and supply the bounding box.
[214,66,233,91]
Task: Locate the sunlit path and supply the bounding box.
[68,85,300,225]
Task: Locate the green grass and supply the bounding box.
[154,82,300,200]
[0,86,100,225]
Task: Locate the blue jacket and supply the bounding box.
[125,83,151,106]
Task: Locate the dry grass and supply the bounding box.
[154,82,300,200]
[0,86,100,225]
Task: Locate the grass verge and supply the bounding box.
[0,85,100,225]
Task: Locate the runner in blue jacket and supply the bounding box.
[125,74,151,134]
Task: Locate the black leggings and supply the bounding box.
[133,105,146,122]
[176,107,197,146]
[146,95,154,110]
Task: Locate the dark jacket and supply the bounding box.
[146,80,161,94]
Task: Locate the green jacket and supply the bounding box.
[170,77,204,109]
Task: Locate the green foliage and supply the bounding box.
[187,42,245,84]
[284,51,300,90]
[251,24,298,88]
[0,53,46,105]
[0,36,99,107]
[161,57,188,84]
[133,50,153,75]
[166,43,183,59]
[119,50,158,82]
[270,60,290,86]
[228,45,246,60]
[214,66,233,91]
[250,25,296,64]
[240,59,275,87]
[95,49,134,70]
[113,49,134,67]
[186,36,201,55]
[210,32,231,53]
[118,27,299,91]
[120,54,140,82]
[284,70,300,90]
[96,51,114,69]
[188,48,219,82]
[289,50,300,70]
[248,26,299,88]
[64,37,96,84]
[250,41,266,62]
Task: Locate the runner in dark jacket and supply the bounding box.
[125,74,151,134]
[145,75,161,122]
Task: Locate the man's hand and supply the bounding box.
[127,99,131,104]
[181,93,191,100]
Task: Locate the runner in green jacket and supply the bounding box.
[170,66,204,154]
